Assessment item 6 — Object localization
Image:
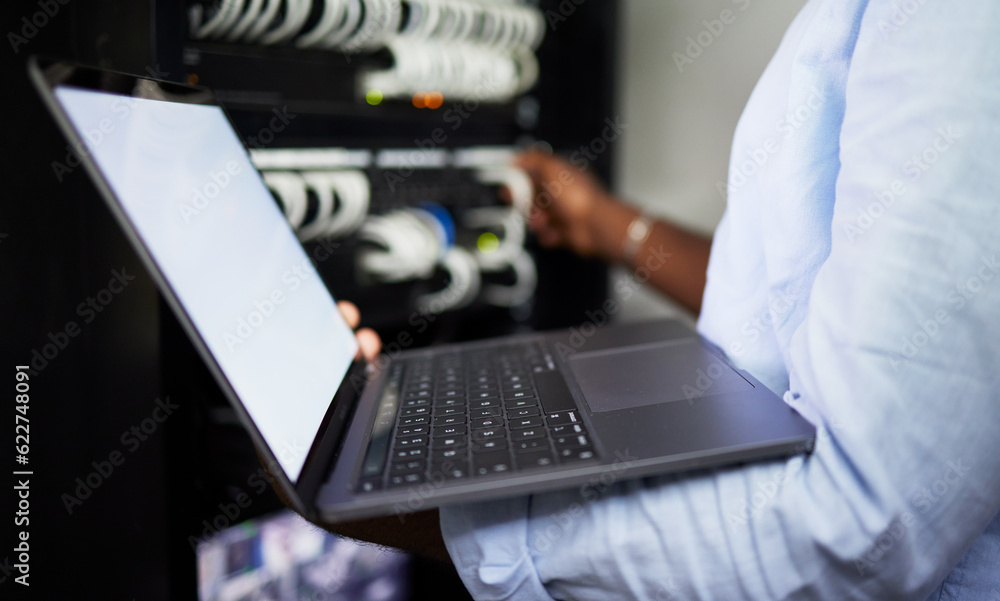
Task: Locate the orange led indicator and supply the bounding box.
[426,92,444,109]
[412,91,443,109]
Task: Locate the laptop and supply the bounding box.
[30,58,815,523]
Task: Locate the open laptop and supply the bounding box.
[30,58,814,523]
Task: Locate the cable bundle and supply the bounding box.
[252,145,537,314]
[189,0,545,101]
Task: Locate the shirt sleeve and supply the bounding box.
[440,1,1000,599]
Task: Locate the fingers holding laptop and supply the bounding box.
[337,300,382,362]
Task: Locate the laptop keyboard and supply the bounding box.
[357,341,597,492]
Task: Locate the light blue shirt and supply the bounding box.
[439,0,1000,599]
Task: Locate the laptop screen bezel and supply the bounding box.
[27,56,366,519]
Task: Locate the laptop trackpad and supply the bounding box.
[566,339,752,413]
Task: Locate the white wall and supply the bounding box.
[610,0,807,322]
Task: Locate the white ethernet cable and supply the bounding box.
[295,0,348,47]
[191,0,246,39]
[417,246,482,314]
[262,171,309,229]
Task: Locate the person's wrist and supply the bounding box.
[622,213,654,267]
[587,195,638,263]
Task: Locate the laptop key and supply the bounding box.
[391,460,425,474]
[396,425,428,437]
[472,439,508,452]
[470,428,504,441]
[396,435,429,447]
[433,415,464,427]
[431,447,467,461]
[471,417,503,429]
[511,428,544,441]
[559,448,596,462]
[432,460,470,480]
[438,406,466,416]
[432,425,463,438]
[471,407,501,418]
[550,423,584,436]
[505,398,537,410]
[399,415,430,426]
[534,371,578,414]
[554,434,590,449]
[388,473,424,487]
[546,411,578,426]
[358,476,382,492]
[400,406,430,417]
[473,451,512,476]
[512,439,548,453]
[510,416,543,429]
[515,450,555,469]
[434,435,467,449]
[393,447,426,460]
[509,407,541,418]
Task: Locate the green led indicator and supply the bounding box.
[477,232,500,253]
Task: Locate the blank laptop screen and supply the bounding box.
[54,85,358,481]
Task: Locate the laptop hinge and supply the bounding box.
[293,359,370,519]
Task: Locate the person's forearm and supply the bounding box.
[256,448,451,563]
[587,197,711,314]
[321,510,451,564]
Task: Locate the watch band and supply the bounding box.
[623,213,653,265]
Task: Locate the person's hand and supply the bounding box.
[261,300,448,563]
[515,149,619,258]
[336,300,381,362]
